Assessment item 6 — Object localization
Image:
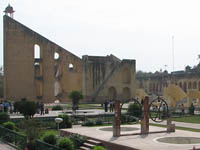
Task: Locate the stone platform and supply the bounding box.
[61,124,200,150]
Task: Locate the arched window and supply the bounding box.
[122,87,130,99]
[54,52,60,60]
[179,82,182,89]
[139,81,143,89]
[69,63,74,71]
[153,83,156,92]
[156,83,159,92]
[108,87,117,100]
[34,44,40,59]
[188,82,192,89]
[122,68,131,83]
[183,82,187,93]
[198,81,200,91]
[149,83,152,92]
[159,83,162,92]
[193,82,197,89]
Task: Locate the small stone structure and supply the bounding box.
[167,118,175,132]
[112,96,175,137]
[141,96,149,134]
[113,100,120,137]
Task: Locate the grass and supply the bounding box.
[48,103,104,110]
[171,115,200,124]
[150,123,200,132]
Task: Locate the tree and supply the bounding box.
[16,98,37,119]
[135,89,147,101]
[187,90,200,107]
[69,91,83,112]
[22,119,40,150]
[185,65,191,72]
[164,84,187,107]
[0,66,3,98]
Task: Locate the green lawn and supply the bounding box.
[48,103,104,110]
[172,115,200,124]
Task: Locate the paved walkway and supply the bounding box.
[0,141,16,150]
[61,124,200,150]
[150,120,200,130]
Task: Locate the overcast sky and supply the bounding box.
[1,0,200,73]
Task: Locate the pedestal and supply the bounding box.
[113,100,121,137]
[141,96,149,134]
[167,118,175,132]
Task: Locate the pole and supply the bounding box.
[172,36,175,72]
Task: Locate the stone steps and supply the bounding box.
[87,139,102,145]
[79,138,102,150]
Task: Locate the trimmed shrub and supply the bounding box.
[95,119,103,125]
[121,114,137,124]
[42,131,57,145]
[69,134,87,149]
[17,98,37,119]
[127,103,142,118]
[58,114,72,128]
[52,105,63,111]
[57,137,74,150]
[82,120,95,126]
[3,121,15,130]
[93,146,107,150]
[0,112,9,123]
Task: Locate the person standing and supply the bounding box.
[162,104,166,119]
[0,102,3,112]
[40,102,44,115]
[104,100,108,112]
[181,104,185,116]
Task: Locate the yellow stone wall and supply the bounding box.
[4,15,82,103]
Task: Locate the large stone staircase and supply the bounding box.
[80,139,102,150]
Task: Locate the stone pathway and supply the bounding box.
[61,124,200,150]
[0,141,16,150]
[150,120,200,130]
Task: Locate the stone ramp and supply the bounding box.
[0,141,16,150]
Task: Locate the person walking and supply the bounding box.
[181,104,185,116]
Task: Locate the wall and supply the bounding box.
[83,55,136,102]
[4,15,82,103]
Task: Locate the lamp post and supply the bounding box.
[55,118,63,136]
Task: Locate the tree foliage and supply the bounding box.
[69,91,83,111]
[164,84,187,107]
[16,98,37,119]
[127,103,142,118]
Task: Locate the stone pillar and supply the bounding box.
[167,118,175,132]
[141,96,149,134]
[113,100,121,137]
